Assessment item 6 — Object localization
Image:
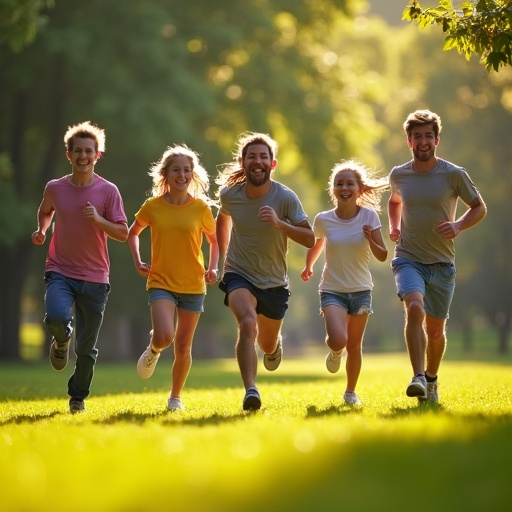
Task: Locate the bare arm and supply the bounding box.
[216,211,232,271]
[301,237,325,281]
[258,206,315,248]
[83,202,128,242]
[387,191,402,243]
[436,195,487,239]
[128,220,150,277]
[363,225,388,262]
[204,230,220,284]
[32,191,55,245]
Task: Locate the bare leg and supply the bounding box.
[228,288,259,390]
[425,314,447,378]
[402,291,427,376]
[345,314,369,393]
[170,309,201,398]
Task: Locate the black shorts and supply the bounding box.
[219,272,290,320]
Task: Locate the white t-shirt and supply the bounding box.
[313,206,381,293]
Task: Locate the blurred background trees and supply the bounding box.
[0,0,511,361]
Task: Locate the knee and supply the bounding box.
[405,300,425,323]
[238,315,258,339]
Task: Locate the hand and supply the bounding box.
[363,224,372,241]
[301,267,313,282]
[32,231,46,245]
[205,268,219,285]
[389,228,400,243]
[258,205,279,227]
[136,262,150,277]
[83,201,100,222]
[435,221,459,239]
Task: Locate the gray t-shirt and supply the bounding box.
[389,158,481,264]
[219,180,309,288]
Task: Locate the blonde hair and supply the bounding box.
[328,159,388,211]
[148,144,215,205]
[216,132,277,191]
[64,121,106,153]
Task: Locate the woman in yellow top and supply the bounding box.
[128,144,219,411]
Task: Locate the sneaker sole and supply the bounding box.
[243,395,261,411]
[406,384,427,397]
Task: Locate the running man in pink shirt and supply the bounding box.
[32,121,128,414]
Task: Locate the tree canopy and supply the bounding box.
[403,0,512,71]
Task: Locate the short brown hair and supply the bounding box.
[403,110,442,138]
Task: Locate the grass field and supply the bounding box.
[1,352,511,512]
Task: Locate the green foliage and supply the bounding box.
[403,0,512,71]
[0,0,54,52]
[1,356,512,511]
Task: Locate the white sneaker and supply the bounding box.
[326,350,342,373]
[406,374,427,398]
[343,391,362,406]
[137,346,160,379]
[263,337,282,371]
[168,397,184,411]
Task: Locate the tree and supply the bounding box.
[403,0,512,71]
[0,0,55,52]
[1,0,390,360]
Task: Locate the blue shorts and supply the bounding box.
[319,290,373,315]
[147,288,205,313]
[391,256,456,320]
[219,272,290,320]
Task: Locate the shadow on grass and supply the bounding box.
[0,411,62,425]
[90,410,254,426]
[305,404,363,418]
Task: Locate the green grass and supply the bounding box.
[1,354,511,512]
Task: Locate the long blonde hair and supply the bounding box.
[328,159,388,211]
[148,144,215,205]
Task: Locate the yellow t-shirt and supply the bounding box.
[135,196,215,294]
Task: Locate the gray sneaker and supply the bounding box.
[69,397,86,414]
[49,339,70,371]
[326,350,343,373]
[418,381,439,403]
[168,397,185,411]
[263,337,282,371]
[343,391,362,406]
[137,346,160,379]
[406,375,427,398]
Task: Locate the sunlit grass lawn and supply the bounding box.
[1,353,511,512]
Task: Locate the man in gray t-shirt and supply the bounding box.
[388,109,486,404]
[216,132,314,411]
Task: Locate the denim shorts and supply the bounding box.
[219,272,290,320]
[148,288,205,313]
[319,290,373,315]
[391,256,456,320]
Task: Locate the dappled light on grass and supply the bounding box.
[1,355,512,511]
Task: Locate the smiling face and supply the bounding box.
[165,154,193,193]
[66,136,99,176]
[241,143,276,187]
[407,123,439,163]
[331,169,361,206]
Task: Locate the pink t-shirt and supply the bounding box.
[45,175,127,283]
